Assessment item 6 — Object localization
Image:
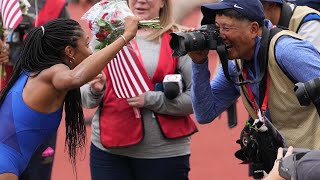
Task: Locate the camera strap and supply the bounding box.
[278,3,295,30]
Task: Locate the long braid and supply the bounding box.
[0,18,86,171]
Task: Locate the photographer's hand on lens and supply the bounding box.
[264,146,293,180]
[188,50,209,64]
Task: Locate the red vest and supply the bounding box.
[99,32,197,148]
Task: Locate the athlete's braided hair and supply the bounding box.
[0,18,86,169]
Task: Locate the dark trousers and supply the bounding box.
[19,134,57,180]
[90,143,190,180]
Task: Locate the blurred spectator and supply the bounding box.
[261,0,320,51]
[296,0,320,11]
[173,0,220,22]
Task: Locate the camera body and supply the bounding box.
[169,24,222,57]
[235,117,286,179]
[294,77,320,106]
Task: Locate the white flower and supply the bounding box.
[20,0,31,7]
[91,23,100,35]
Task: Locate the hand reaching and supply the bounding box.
[89,71,106,93]
[264,146,293,180]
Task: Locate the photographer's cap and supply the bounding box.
[201,0,265,24]
[260,0,285,4]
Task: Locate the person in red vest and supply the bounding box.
[81,0,197,179]
[10,1,71,180]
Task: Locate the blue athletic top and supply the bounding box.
[0,72,62,176]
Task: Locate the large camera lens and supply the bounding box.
[170,32,208,57]
[169,24,219,57]
[294,77,320,106]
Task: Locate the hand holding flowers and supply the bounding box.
[82,0,162,50]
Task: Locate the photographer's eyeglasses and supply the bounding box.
[215,24,239,33]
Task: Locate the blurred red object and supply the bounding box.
[0,65,12,90]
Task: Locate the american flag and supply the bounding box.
[0,0,23,29]
[107,43,151,98]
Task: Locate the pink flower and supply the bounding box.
[100,0,108,5]
[102,13,108,19]
[88,21,93,30]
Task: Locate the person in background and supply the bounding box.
[296,0,320,11]
[81,0,197,179]
[0,17,139,180]
[264,147,293,180]
[265,146,320,180]
[0,32,10,90]
[190,0,320,151]
[260,0,320,51]
[173,0,220,22]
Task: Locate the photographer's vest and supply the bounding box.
[239,30,320,149]
[279,3,320,33]
[99,32,197,148]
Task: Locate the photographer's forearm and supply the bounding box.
[191,62,239,123]
[191,61,217,123]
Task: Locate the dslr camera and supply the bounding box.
[294,77,320,106]
[169,24,224,57]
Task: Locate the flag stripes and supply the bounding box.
[0,0,23,29]
[107,45,150,98]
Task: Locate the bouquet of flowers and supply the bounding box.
[82,0,162,50]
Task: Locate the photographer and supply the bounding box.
[265,146,320,180]
[190,0,320,152]
[260,0,320,51]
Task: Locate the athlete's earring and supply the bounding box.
[70,56,75,64]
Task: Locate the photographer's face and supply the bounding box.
[215,15,259,60]
[128,0,165,20]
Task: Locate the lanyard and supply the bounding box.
[243,68,269,113]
